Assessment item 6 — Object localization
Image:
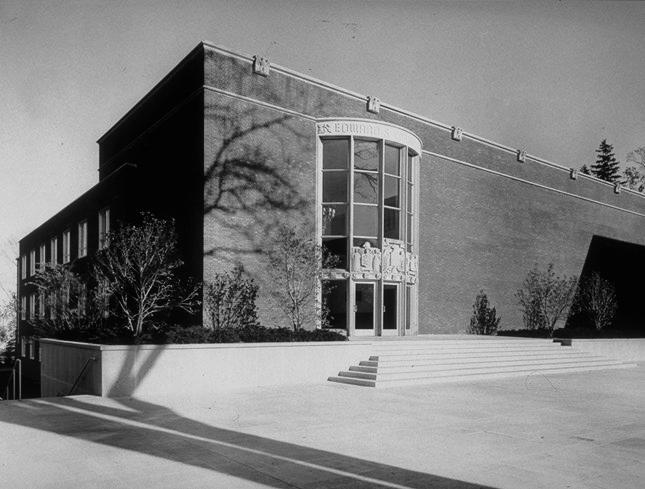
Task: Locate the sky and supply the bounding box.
[1,0,644,299]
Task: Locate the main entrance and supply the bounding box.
[318,119,421,337]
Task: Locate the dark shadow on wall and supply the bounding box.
[567,235,645,332]
[202,97,321,327]
[203,100,315,260]
[1,394,499,489]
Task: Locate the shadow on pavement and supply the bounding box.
[1,394,497,489]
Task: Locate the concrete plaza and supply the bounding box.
[1,365,643,489]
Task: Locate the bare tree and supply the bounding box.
[623,146,645,192]
[516,264,578,336]
[576,273,617,331]
[93,214,199,339]
[0,294,17,358]
[622,166,645,192]
[626,146,645,169]
[267,223,335,331]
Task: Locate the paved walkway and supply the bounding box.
[1,366,644,488]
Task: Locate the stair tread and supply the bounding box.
[371,357,624,371]
[339,360,632,380]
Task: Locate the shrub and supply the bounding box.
[516,264,578,337]
[160,323,347,344]
[204,267,259,330]
[468,290,500,335]
[575,272,617,331]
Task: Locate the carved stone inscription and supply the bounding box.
[253,55,270,76]
[406,251,418,284]
[351,242,381,279]
[348,239,418,283]
[382,239,406,281]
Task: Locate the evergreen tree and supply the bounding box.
[591,139,621,183]
[580,164,591,175]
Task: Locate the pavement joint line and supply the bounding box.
[34,399,424,489]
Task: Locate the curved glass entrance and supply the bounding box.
[317,119,420,336]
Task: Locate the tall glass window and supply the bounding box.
[39,243,46,270]
[50,237,58,265]
[353,140,379,248]
[321,280,347,329]
[99,207,110,249]
[78,220,88,257]
[29,250,36,277]
[62,229,71,263]
[321,139,349,269]
[321,137,418,266]
[319,122,420,336]
[383,144,401,240]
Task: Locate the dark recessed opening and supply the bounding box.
[567,235,645,332]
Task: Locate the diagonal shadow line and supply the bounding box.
[2,394,498,489]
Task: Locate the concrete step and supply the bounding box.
[369,349,583,362]
[371,340,556,351]
[350,356,615,373]
[329,362,636,388]
[328,337,636,388]
[339,359,629,381]
[369,351,594,365]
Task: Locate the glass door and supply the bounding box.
[354,282,375,335]
[382,284,398,336]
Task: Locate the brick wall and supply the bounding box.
[203,90,318,329]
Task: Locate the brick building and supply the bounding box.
[17,42,645,391]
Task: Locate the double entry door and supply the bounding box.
[353,282,399,336]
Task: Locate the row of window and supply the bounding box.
[20,336,39,361]
[20,287,88,321]
[20,208,110,279]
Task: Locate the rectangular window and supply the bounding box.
[322,139,349,270]
[29,250,36,276]
[62,285,70,307]
[62,229,71,263]
[50,237,58,265]
[29,293,35,319]
[21,255,26,280]
[39,243,47,270]
[78,284,87,316]
[78,220,88,257]
[406,286,411,330]
[98,208,110,249]
[38,293,45,319]
[28,338,35,360]
[321,280,347,329]
[50,294,57,320]
[20,338,26,357]
[20,296,26,320]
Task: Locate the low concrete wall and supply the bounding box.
[40,339,372,399]
[40,340,102,397]
[572,339,645,362]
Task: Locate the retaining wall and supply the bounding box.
[40,339,371,399]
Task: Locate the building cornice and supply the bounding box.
[200,41,644,201]
[99,40,645,203]
[425,150,645,219]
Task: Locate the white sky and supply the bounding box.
[1,0,644,298]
